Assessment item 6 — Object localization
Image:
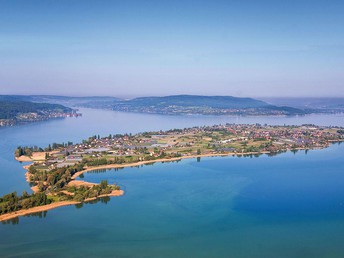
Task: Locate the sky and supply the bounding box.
[0,0,343,98]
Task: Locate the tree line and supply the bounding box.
[0,191,51,215]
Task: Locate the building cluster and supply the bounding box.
[38,124,344,169]
[0,112,81,127]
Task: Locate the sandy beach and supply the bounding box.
[23,164,40,193]
[15,150,59,162]
[0,201,79,222]
[15,156,33,162]
[68,180,98,187]
[84,190,124,202]
[0,190,124,222]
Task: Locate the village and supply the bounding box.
[18,123,344,172]
[0,111,81,127]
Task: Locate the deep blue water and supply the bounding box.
[0,109,344,257]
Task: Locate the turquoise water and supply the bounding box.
[1,109,344,257]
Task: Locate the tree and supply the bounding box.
[73,193,84,202]
[22,190,29,199]
[100,180,108,189]
[15,146,24,157]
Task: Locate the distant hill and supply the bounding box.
[0,95,121,108]
[0,98,78,127]
[262,97,344,113]
[0,100,72,120]
[111,95,305,115]
[0,94,309,116]
[120,95,268,109]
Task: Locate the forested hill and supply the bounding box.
[0,99,76,127]
[111,95,305,115]
[0,95,121,108]
[0,100,72,119]
[0,94,306,116]
[122,95,268,108]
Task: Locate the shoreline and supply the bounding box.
[5,142,341,223]
[0,201,79,222]
[71,147,322,179]
[23,164,40,193]
[15,150,60,163]
[0,190,124,222]
[4,152,260,222]
[71,153,238,179]
[0,162,124,222]
[15,156,33,162]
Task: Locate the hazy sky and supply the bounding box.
[0,0,343,97]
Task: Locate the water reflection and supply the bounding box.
[2,197,113,224]
[1,217,19,225]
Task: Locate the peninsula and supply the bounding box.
[0,97,81,127]
[1,123,343,222]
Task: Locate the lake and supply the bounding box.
[0,109,344,257]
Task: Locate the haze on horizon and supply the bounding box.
[0,0,343,98]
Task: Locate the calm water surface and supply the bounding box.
[0,109,344,257]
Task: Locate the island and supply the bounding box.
[1,123,343,222]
